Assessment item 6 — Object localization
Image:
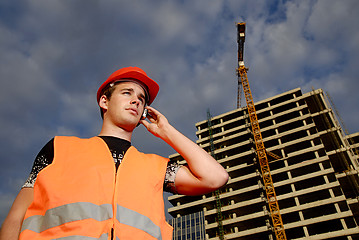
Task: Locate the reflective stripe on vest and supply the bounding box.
[54,233,108,239]
[21,202,162,240]
[21,202,112,233]
[117,205,162,240]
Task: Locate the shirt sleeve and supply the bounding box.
[163,162,182,194]
[22,138,54,188]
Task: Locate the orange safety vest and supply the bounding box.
[19,136,173,240]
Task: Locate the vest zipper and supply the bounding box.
[112,153,120,240]
[112,147,130,240]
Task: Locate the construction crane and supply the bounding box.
[236,22,287,240]
[236,23,245,109]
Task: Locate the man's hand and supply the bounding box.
[140,106,171,140]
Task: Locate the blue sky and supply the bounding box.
[0,0,358,224]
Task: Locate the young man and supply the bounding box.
[0,67,229,240]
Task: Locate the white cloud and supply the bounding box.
[0,193,15,225]
[0,177,26,225]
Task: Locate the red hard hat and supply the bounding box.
[97,67,159,105]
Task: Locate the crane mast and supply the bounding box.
[236,22,287,240]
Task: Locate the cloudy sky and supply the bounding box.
[0,0,358,224]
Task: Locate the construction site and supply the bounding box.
[167,23,359,240]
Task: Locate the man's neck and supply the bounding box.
[98,125,133,142]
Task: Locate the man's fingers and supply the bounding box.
[146,106,161,118]
[140,119,149,128]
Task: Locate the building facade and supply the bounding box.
[169,211,206,240]
[168,88,359,239]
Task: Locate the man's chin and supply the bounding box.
[121,121,140,132]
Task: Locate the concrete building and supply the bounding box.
[168,88,359,240]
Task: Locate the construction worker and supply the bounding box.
[0,66,229,240]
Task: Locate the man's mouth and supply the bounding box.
[127,108,138,115]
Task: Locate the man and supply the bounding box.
[0,66,229,240]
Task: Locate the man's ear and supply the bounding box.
[99,95,109,111]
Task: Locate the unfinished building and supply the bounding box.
[168,87,359,240]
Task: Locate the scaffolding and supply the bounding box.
[207,109,225,240]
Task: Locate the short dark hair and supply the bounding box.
[99,82,120,119]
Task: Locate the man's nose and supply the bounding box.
[131,98,140,106]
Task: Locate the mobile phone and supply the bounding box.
[141,108,148,120]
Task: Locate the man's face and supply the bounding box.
[102,81,146,131]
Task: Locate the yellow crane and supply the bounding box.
[236,22,287,240]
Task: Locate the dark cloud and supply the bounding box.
[0,0,358,224]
